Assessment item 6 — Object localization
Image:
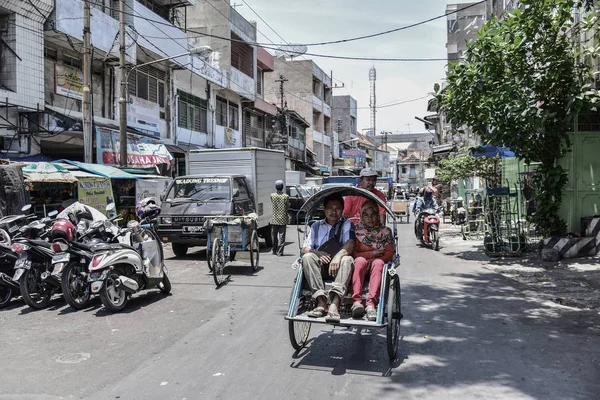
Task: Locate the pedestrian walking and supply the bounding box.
[270,180,290,256]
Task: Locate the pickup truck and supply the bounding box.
[157,148,285,257]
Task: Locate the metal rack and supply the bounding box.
[483,185,527,256]
[461,189,486,240]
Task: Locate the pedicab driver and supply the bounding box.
[343,167,387,226]
[302,193,355,323]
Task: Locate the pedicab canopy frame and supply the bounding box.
[287,185,403,360]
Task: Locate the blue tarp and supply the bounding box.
[57,160,138,179]
[471,145,516,158]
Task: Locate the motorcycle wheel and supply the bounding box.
[0,285,12,308]
[99,269,129,313]
[61,262,91,310]
[159,272,171,294]
[20,267,52,310]
[429,227,439,251]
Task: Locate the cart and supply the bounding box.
[388,199,410,224]
[286,186,403,360]
[205,216,260,287]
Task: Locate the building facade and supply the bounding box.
[446,2,488,63]
[263,58,332,170]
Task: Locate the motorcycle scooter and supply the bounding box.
[415,208,441,251]
[86,219,170,312]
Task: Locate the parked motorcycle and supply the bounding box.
[13,212,61,309]
[415,208,441,251]
[87,215,169,312]
[52,203,121,310]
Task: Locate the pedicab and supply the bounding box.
[285,186,403,360]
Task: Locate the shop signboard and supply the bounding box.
[136,178,172,205]
[55,64,84,100]
[96,127,172,168]
[375,150,390,171]
[77,177,114,214]
[126,96,161,137]
[342,149,366,168]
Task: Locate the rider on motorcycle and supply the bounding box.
[413,186,438,216]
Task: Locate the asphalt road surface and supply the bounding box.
[1,224,599,400]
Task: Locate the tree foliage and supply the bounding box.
[436,0,600,236]
[437,151,501,187]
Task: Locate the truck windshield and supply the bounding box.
[170,177,231,202]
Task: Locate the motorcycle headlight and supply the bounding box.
[162,217,172,225]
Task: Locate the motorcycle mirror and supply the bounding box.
[21,204,32,213]
[106,203,116,212]
[48,210,58,217]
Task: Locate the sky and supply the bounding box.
[235,0,473,135]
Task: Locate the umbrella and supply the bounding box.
[470,145,515,158]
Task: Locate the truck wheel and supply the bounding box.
[172,243,188,258]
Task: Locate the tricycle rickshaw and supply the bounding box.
[205,215,260,287]
[388,198,410,224]
[285,187,403,360]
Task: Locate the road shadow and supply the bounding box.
[93,290,170,317]
[289,326,407,376]
[371,271,600,399]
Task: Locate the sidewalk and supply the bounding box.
[438,222,600,311]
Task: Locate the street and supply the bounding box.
[1,223,599,400]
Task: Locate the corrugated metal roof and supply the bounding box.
[58,160,138,179]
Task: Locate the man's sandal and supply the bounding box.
[325,304,341,323]
[307,306,326,318]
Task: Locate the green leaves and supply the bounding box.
[436,0,599,236]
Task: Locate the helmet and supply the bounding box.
[275,180,284,190]
[136,197,161,220]
[50,218,76,242]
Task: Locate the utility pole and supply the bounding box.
[118,0,128,168]
[275,74,287,111]
[82,0,92,163]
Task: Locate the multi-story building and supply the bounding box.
[268,108,310,171]
[186,1,276,151]
[1,0,234,168]
[0,0,53,159]
[332,95,357,154]
[446,2,488,63]
[264,58,332,170]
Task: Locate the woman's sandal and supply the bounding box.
[325,304,341,323]
[307,306,326,318]
[366,305,377,321]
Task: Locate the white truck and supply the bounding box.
[157,148,285,257]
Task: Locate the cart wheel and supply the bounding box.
[212,238,226,287]
[288,319,311,351]
[386,275,402,360]
[250,230,260,272]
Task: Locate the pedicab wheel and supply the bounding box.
[249,230,260,272]
[386,275,401,360]
[206,249,213,271]
[288,319,311,351]
[159,271,171,294]
[212,238,226,287]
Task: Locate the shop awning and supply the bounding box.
[21,162,78,184]
[165,142,202,156]
[58,160,139,179]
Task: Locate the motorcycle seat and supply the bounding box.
[91,243,136,252]
[29,239,52,248]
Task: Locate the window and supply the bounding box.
[216,97,239,130]
[402,166,407,174]
[44,47,57,61]
[313,112,319,128]
[256,68,263,96]
[288,187,299,197]
[231,32,254,78]
[229,103,239,130]
[233,177,250,200]
[313,79,322,98]
[128,65,166,109]
[0,13,17,92]
[177,90,208,133]
[64,55,81,69]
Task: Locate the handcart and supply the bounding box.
[205,215,260,287]
[286,187,403,360]
[388,199,410,224]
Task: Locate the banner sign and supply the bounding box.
[77,177,114,214]
[136,179,172,205]
[126,96,161,137]
[96,127,172,167]
[55,64,84,100]
[341,149,367,168]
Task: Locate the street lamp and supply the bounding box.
[119,46,213,167]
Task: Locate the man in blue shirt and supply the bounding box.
[302,193,355,323]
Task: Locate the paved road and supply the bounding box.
[1,224,599,399]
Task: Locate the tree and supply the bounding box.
[436,0,599,236]
[436,150,501,188]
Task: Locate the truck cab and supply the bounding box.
[157,174,254,257]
